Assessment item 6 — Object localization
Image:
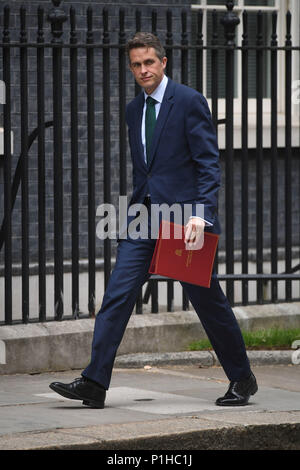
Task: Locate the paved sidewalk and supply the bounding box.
[0,363,299,450]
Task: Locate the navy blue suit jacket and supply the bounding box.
[125,77,221,234]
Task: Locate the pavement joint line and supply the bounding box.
[133,366,228,382]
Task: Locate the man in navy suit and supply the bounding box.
[50,33,257,408]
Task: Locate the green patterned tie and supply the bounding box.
[145,96,157,164]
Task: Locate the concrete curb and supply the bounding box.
[1,417,300,450]
[0,302,299,375]
[114,350,295,368]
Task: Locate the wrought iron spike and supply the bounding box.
[47,0,67,43]
[220,0,240,46]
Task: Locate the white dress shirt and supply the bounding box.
[141,73,168,163]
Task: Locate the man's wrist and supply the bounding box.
[189,215,213,227]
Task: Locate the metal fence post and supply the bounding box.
[285,11,292,301]
[20,5,29,323]
[221,1,239,305]
[255,11,264,304]
[2,5,12,325]
[70,5,79,318]
[86,5,96,316]
[241,10,249,305]
[47,0,67,320]
[270,11,278,302]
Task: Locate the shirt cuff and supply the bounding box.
[189,215,213,227]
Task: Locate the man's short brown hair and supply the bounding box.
[126,32,166,62]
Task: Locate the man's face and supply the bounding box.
[129,47,167,95]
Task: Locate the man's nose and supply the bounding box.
[141,64,148,74]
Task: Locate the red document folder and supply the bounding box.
[149,220,219,288]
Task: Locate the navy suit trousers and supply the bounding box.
[82,211,251,390]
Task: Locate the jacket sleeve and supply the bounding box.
[185,92,220,225]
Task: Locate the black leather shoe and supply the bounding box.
[216,372,258,406]
[49,376,106,408]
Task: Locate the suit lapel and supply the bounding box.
[133,92,147,168]
[147,78,175,169]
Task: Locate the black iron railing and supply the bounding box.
[0,0,299,325]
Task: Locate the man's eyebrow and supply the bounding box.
[131,58,155,66]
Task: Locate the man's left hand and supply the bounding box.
[184,217,205,250]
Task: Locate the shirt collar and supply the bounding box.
[143,74,168,104]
